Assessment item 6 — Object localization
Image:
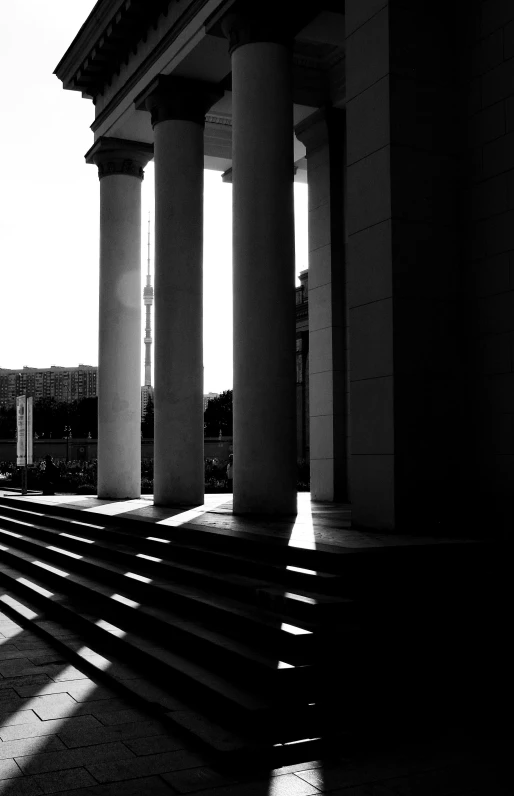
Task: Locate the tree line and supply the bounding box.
[0,390,233,439]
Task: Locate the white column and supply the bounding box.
[223,15,297,515]
[86,138,153,499]
[137,78,221,506]
[295,109,348,502]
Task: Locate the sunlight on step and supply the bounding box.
[0,594,38,620]
[46,546,82,559]
[1,507,44,516]
[146,536,170,543]
[277,661,294,669]
[33,561,69,578]
[0,528,22,538]
[286,565,317,575]
[288,504,317,551]
[15,578,53,598]
[111,593,140,609]
[136,553,162,562]
[84,499,150,516]
[0,515,34,527]
[70,519,104,529]
[280,622,312,636]
[60,532,94,544]
[124,572,152,584]
[95,618,127,638]
[156,495,229,527]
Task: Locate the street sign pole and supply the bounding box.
[22,395,28,495]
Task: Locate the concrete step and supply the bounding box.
[0,505,352,626]
[0,564,322,746]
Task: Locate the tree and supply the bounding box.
[204,390,233,437]
[141,396,154,438]
[0,406,16,438]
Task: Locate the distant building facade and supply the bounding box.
[203,392,219,412]
[0,365,97,408]
[141,384,154,419]
[296,270,309,461]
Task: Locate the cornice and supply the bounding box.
[90,0,214,131]
[54,0,197,102]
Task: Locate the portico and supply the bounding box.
[55,1,514,536]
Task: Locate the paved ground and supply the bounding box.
[0,607,512,795]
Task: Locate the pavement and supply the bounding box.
[0,613,512,795]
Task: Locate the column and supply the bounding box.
[345,1,461,531]
[136,77,221,506]
[295,109,348,502]
[86,137,153,499]
[222,11,297,515]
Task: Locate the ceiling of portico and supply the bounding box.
[55,1,345,174]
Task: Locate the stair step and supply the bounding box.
[0,508,351,624]
[0,565,321,743]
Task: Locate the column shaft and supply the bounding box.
[231,42,296,514]
[153,120,204,505]
[97,174,142,498]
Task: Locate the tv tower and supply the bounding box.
[143,212,154,387]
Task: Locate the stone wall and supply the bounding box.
[464,0,514,536]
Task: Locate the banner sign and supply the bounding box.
[16,396,33,466]
[27,396,33,465]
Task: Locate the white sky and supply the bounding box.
[1,1,308,394]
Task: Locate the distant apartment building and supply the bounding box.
[141,384,154,419]
[0,365,98,408]
[203,392,219,412]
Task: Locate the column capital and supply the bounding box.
[85,137,153,181]
[295,107,344,155]
[135,76,223,129]
[220,3,292,55]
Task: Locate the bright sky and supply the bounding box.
[1,1,308,394]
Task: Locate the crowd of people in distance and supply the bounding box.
[1,455,234,494]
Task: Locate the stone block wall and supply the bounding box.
[464,0,514,536]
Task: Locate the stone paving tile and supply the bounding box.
[0,757,22,781]
[0,775,44,796]
[124,733,186,756]
[51,666,91,682]
[96,708,150,726]
[176,774,320,796]
[48,775,175,795]
[58,718,167,748]
[0,689,26,710]
[15,741,136,775]
[0,713,103,743]
[0,707,41,726]
[0,735,66,760]
[32,766,98,793]
[0,661,74,679]
[28,692,80,720]
[15,679,115,702]
[0,645,29,661]
[294,762,411,792]
[0,673,51,691]
[161,765,236,793]
[86,749,205,782]
[270,760,324,777]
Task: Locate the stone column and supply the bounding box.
[222,12,297,515]
[345,1,461,531]
[86,137,153,499]
[136,77,221,506]
[295,109,348,502]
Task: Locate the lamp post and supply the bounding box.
[64,426,72,463]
